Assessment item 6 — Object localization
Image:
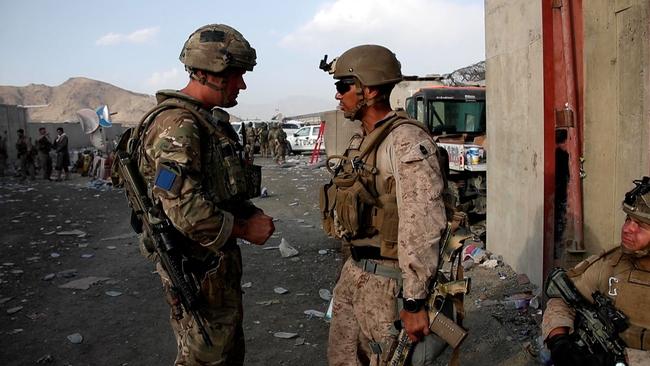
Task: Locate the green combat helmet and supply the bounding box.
[179,24,256,74]
[623,176,650,224]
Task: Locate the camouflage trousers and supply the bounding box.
[328,258,401,366]
[157,245,245,366]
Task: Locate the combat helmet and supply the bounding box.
[179,24,256,74]
[623,176,650,224]
[329,45,402,86]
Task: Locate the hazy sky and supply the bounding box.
[0,0,485,119]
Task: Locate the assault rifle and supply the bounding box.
[389,224,470,366]
[114,149,213,347]
[545,268,628,365]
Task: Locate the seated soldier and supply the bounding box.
[542,176,650,366]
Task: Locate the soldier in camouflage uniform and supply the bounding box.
[267,123,278,159]
[542,176,650,366]
[320,45,447,366]
[274,125,287,165]
[16,129,35,181]
[125,24,274,365]
[258,123,269,158]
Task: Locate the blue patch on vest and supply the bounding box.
[154,167,177,191]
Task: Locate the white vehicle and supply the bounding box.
[286,125,325,154]
[281,120,304,136]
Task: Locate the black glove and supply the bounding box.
[546,334,613,366]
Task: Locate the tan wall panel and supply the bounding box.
[486,0,545,286]
[582,0,650,253]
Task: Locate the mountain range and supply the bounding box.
[0,77,156,126]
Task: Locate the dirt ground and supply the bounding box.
[0,156,544,366]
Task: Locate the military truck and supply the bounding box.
[405,86,487,219]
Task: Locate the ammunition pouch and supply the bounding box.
[329,172,376,239]
[222,153,261,200]
[373,193,399,259]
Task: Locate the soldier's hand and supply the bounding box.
[399,309,430,343]
[232,211,275,245]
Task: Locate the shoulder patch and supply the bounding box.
[567,246,620,277]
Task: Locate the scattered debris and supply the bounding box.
[67,333,83,344]
[304,309,325,318]
[256,299,280,306]
[27,312,47,320]
[100,233,137,241]
[274,332,299,339]
[43,273,56,281]
[80,254,95,259]
[274,287,289,294]
[517,274,530,285]
[242,282,253,288]
[56,229,87,237]
[480,259,500,269]
[318,249,328,255]
[36,354,53,363]
[57,269,78,278]
[59,276,110,290]
[7,306,24,315]
[318,289,332,301]
[105,291,122,297]
[279,238,299,258]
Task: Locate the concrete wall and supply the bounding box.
[27,122,125,153]
[485,0,545,286]
[582,0,650,253]
[0,104,29,162]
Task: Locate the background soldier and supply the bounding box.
[268,123,279,159]
[542,176,650,366]
[16,128,35,181]
[321,45,447,365]
[122,24,274,365]
[36,127,53,180]
[53,127,70,180]
[258,122,269,158]
[244,121,257,161]
[274,124,287,165]
[0,131,7,177]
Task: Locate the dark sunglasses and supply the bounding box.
[335,79,355,94]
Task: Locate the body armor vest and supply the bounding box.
[570,248,650,350]
[605,253,650,350]
[320,111,429,259]
[123,91,261,223]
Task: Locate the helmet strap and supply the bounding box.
[344,80,387,120]
[190,71,225,92]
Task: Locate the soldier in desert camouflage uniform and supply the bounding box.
[542,176,650,366]
[320,45,447,366]
[124,24,274,365]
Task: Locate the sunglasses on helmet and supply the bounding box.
[335,79,355,94]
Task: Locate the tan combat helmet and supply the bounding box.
[623,176,650,224]
[179,24,256,74]
[319,45,402,120]
[330,44,402,86]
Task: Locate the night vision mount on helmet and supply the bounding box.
[623,176,650,224]
[319,44,402,86]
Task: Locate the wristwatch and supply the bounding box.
[402,298,426,313]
